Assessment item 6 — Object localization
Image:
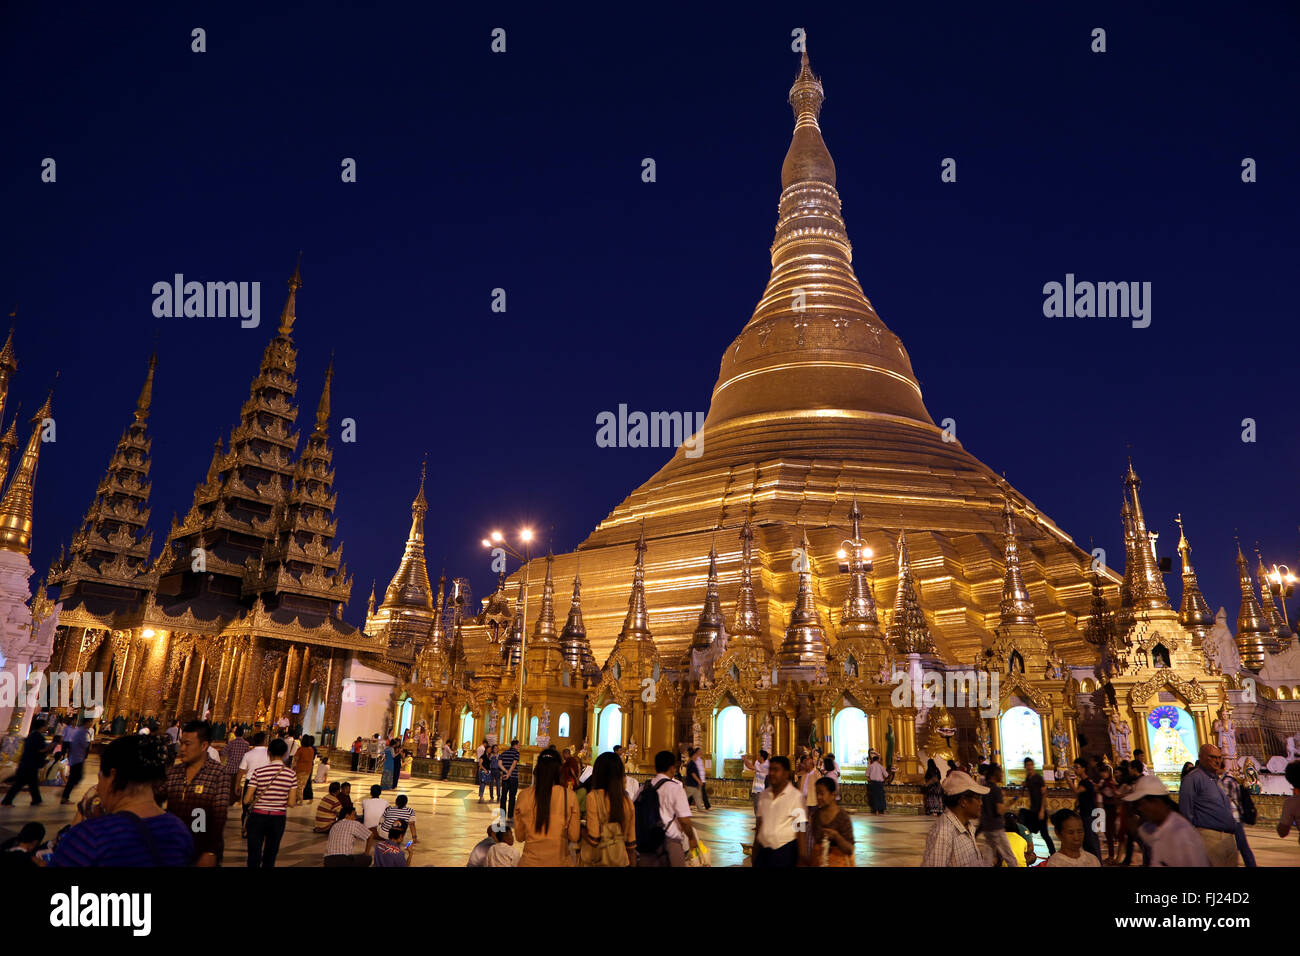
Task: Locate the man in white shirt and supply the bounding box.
[754,756,804,867]
[636,751,699,867]
[743,750,770,815]
[866,754,890,814]
[360,784,391,835]
[1125,775,1211,867]
[236,732,271,838]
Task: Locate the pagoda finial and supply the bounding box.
[783,32,833,189]
[0,323,16,430]
[998,495,1037,628]
[691,537,725,651]
[618,524,652,641]
[278,253,302,336]
[838,498,882,642]
[0,402,21,487]
[1173,515,1213,630]
[1234,536,1271,670]
[1122,460,1169,612]
[1255,547,1286,640]
[888,527,935,655]
[532,550,558,642]
[366,580,376,618]
[312,356,333,437]
[778,526,828,666]
[560,568,595,674]
[0,388,54,554]
[731,515,763,641]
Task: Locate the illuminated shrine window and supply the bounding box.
[1152,644,1170,668]
[998,705,1044,769]
[716,705,746,765]
[1009,650,1025,674]
[529,716,539,746]
[460,708,475,748]
[598,703,622,751]
[398,697,413,735]
[832,707,870,765]
[558,712,570,737]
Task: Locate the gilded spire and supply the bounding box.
[1174,515,1214,630]
[1255,549,1285,641]
[278,254,302,337]
[313,356,333,438]
[134,349,157,422]
[0,325,16,431]
[837,498,883,637]
[431,571,447,645]
[532,551,558,642]
[1234,538,1271,671]
[1081,573,1119,648]
[0,403,20,488]
[887,528,935,655]
[783,40,833,188]
[1122,460,1169,613]
[778,527,829,666]
[366,580,376,618]
[381,462,433,611]
[998,496,1037,627]
[730,516,763,642]
[560,565,596,675]
[0,389,53,554]
[618,525,652,641]
[691,539,726,651]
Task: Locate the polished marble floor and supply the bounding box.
[3,758,1297,867]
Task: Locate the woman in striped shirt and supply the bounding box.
[243,738,298,868]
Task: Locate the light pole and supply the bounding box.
[481,527,534,743]
[1267,563,1296,636]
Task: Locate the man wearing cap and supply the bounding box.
[1177,744,1241,867]
[921,771,990,867]
[1126,774,1210,866]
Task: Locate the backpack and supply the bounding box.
[1238,784,1257,826]
[634,779,672,855]
[580,790,629,867]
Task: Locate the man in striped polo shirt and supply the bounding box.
[380,793,418,842]
[498,739,521,824]
[243,737,297,867]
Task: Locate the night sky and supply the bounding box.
[2,3,1298,622]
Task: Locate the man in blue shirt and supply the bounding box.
[60,717,93,804]
[1177,744,1240,866]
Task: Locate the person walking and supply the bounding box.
[754,755,803,868]
[59,717,93,806]
[743,750,770,815]
[478,744,498,803]
[805,775,854,866]
[381,737,401,791]
[921,771,990,867]
[684,747,706,810]
[498,738,522,825]
[635,750,698,867]
[164,720,230,866]
[235,731,270,838]
[439,739,454,780]
[293,734,316,805]
[350,736,363,772]
[1127,775,1211,866]
[1017,757,1055,855]
[1,717,50,807]
[1178,744,1243,867]
[243,737,297,868]
[866,753,889,814]
[222,726,250,805]
[977,763,1017,866]
[581,751,637,867]
[1069,757,1103,862]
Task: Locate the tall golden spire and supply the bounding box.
[778,527,828,666]
[888,528,935,655]
[134,349,157,422]
[0,325,17,431]
[381,461,433,611]
[730,516,764,645]
[998,496,1037,627]
[690,539,725,652]
[1122,460,1169,613]
[686,39,933,442]
[1174,515,1214,631]
[1081,573,1119,649]
[313,355,333,438]
[366,580,376,618]
[838,500,881,635]
[560,565,596,675]
[532,551,558,642]
[1234,538,1271,671]
[618,524,653,642]
[278,253,302,337]
[0,389,53,554]
[0,403,19,488]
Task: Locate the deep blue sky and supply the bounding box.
[2,2,1298,621]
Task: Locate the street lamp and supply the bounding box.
[1267,563,1296,635]
[482,527,535,743]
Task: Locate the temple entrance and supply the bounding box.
[1147,705,1198,776]
[832,707,871,768]
[715,705,747,772]
[999,705,1044,771]
[398,697,413,736]
[460,708,475,750]
[598,703,623,752]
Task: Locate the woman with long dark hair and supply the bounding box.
[922,759,943,815]
[49,735,194,866]
[514,747,579,866]
[580,751,637,866]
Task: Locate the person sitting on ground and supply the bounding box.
[360,784,389,835]
[1044,808,1100,867]
[337,781,355,818]
[0,822,47,868]
[373,819,414,867]
[380,793,418,843]
[467,824,521,867]
[314,781,344,833]
[323,805,374,867]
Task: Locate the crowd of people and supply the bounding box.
[2,714,1298,869]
